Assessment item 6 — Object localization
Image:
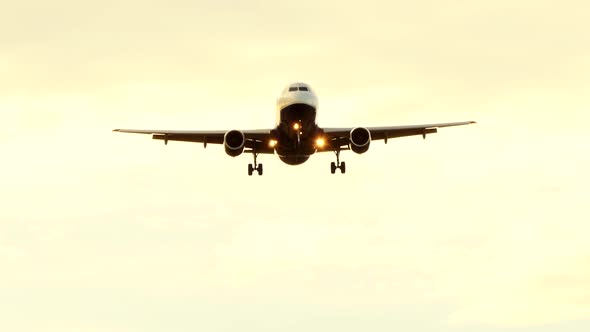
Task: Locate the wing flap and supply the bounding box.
[152,133,223,144]
[320,121,475,151]
[372,127,438,141]
[114,129,272,144]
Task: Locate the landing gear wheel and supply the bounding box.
[249,152,263,176]
[330,149,346,174]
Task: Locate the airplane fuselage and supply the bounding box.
[273,83,322,165]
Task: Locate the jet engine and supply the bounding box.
[224,130,245,157]
[350,127,371,154]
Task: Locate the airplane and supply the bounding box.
[114,82,476,175]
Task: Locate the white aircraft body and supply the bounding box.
[114,82,475,175]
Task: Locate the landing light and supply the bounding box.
[316,137,326,148]
[293,123,300,131]
[269,139,278,148]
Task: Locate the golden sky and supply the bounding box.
[1,1,590,331]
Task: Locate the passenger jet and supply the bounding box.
[114,82,475,175]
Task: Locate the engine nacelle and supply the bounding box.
[224,130,245,157]
[350,127,371,154]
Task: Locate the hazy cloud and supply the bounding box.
[1,0,590,331]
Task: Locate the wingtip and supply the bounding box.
[113,129,120,132]
[470,121,477,124]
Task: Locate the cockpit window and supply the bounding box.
[288,87,298,92]
[298,87,309,91]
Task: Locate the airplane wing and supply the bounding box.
[321,121,476,151]
[113,128,275,153]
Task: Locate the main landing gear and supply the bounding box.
[248,152,263,176]
[330,149,346,174]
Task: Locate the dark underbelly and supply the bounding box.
[275,103,319,165]
[280,103,316,126]
[279,155,310,165]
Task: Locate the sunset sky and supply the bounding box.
[1,1,590,331]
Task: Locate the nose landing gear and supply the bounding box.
[330,149,346,174]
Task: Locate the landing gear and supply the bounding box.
[331,150,346,174]
[248,152,263,176]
